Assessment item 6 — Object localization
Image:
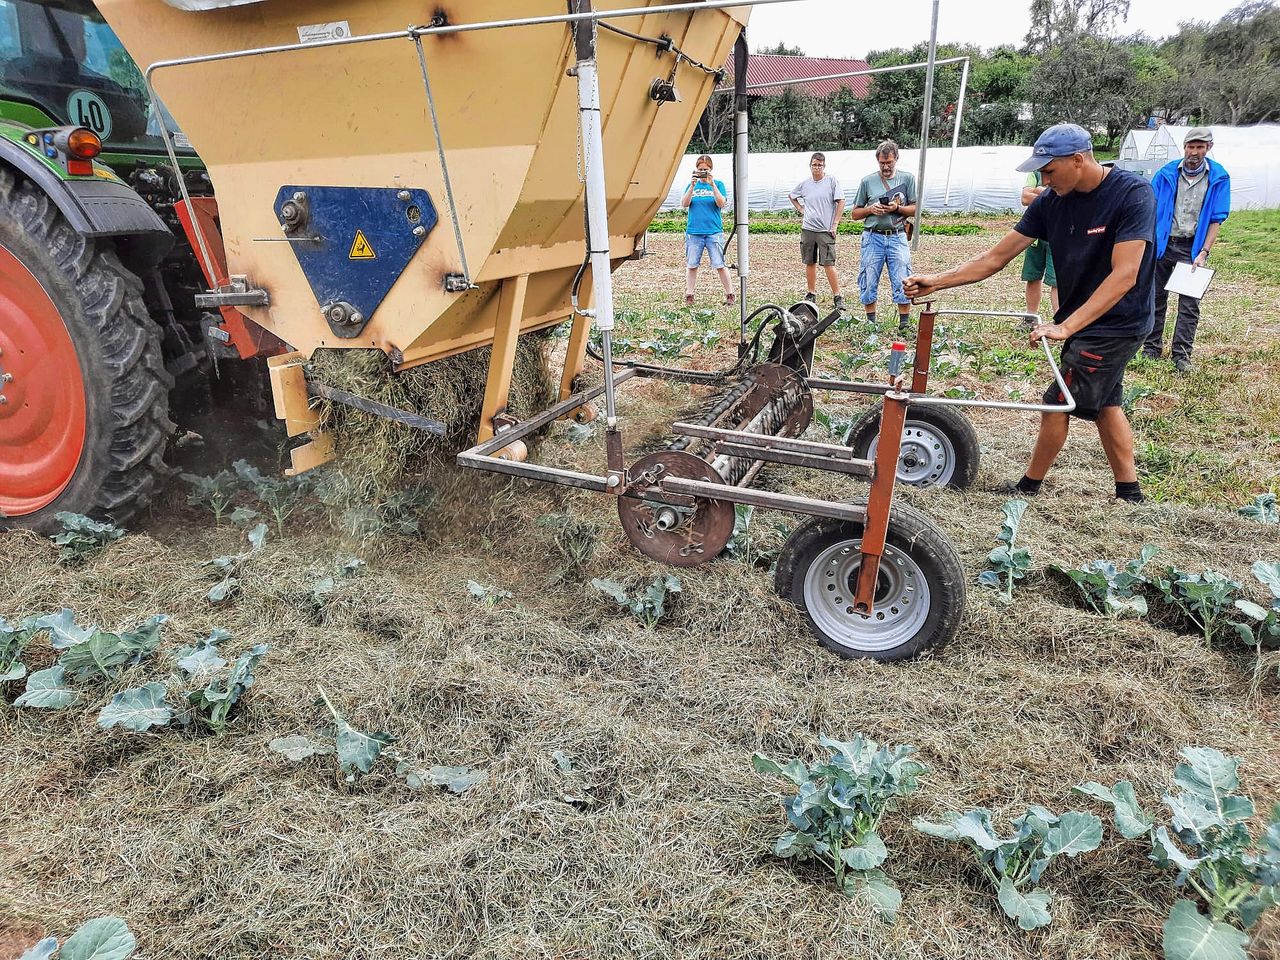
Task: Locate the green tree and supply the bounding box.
[859,43,972,147]
[756,42,804,56]
[750,87,832,152]
[1024,0,1132,54]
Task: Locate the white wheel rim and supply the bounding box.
[866,420,957,487]
[802,537,931,654]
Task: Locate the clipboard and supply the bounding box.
[1165,262,1214,300]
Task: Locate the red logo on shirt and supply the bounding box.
[1087,225,1107,235]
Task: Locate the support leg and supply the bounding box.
[477,273,529,443]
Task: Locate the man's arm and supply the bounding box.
[1030,238,1146,343]
[1193,221,1221,268]
[903,230,1035,298]
[830,197,846,236]
[1021,184,1043,206]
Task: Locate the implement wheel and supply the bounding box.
[846,404,979,489]
[0,168,173,532]
[775,503,965,661]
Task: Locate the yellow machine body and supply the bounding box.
[93,0,745,370]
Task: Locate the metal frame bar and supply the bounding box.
[670,422,858,460]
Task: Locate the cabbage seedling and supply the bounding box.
[1075,747,1280,960]
[1052,545,1159,618]
[913,805,1102,930]
[49,512,125,564]
[753,735,927,921]
[978,500,1032,604]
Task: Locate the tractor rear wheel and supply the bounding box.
[0,167,173,533]
[846,403,980,490]
[774,502,966,661]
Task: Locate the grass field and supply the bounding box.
[1,212,1278,960]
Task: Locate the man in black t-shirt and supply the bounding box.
[904,123,1155,504]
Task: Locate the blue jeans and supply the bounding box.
[686,233,726,269]
[858,231,912,305]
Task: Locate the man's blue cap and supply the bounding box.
[1016,123,1094,172]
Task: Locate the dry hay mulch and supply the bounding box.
[3,232,1279,960]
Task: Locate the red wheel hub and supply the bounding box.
[0,242,87,516]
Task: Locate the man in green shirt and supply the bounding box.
[850,139,918,332]
[1021,170,1058,318]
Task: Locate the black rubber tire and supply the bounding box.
[0,166,173,533]
[846,403,980,490]
[774,502,966,661]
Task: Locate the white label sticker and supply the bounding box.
[297,21,351,44]
[66,90,112,140]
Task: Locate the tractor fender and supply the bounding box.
[0,140,173,271]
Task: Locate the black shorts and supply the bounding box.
[1042,332,1144,421]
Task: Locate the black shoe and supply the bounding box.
[833,295,845,312]
[804,292,817,304]
[1141,350,1161,361]
[1174,357,1192,373]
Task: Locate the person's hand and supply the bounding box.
[869,202,888,216]
[903,273,939,299]
[1029,322,1070,345]
[1192,250,1209,270]
[829,228,837,240]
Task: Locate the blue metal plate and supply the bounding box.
[273,185,439,323]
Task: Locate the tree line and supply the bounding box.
[694,0,1280,153]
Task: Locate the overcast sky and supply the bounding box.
[747,0,1242,58]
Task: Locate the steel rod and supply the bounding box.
[413,35,472,287]
[659,478,868,522]
[671,422,857,459]
[943,57,970,207]
[713,443,874,476]
[720,56,969,93]
[911,0,940,252]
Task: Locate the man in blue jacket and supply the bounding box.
[1144,127,1230,372]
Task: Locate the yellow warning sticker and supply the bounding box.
[349,230,376,260]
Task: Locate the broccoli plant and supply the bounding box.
[978,500,1033,604]
[0,614,38,683]
[1237,493,1278,525]
[55,614,168,682]
[1052,545,1159,618]
[1075,747,1279,960]
[49,512,125,564]
[205,523,268,604]
[98,681,174,733]
[590,574,682,628]
[19,915,136,960]
[234,459,307,535]
[276,690,488,793]
[183,641,269,734]
[466,580,514,606]
[913,805,1102,930]
[753,735,926,921]
[1232,561,1280,650]
[180,469,241,523]
[1152,566,1247,644]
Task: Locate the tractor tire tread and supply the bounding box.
[0,167,174,530]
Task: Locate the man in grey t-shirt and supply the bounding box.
[789,152,846,311]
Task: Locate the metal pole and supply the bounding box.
[733,32,750,346]
[571,3,619,430]
[726,56,969,93]
[912,0,940,252]
[943,56,969,208]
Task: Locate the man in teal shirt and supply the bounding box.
[850,139,917,331]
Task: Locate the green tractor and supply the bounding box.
[0,0,261,532]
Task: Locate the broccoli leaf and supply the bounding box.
[1162,899,1248,960]
[55,916,136,960]
[1073,780,1154,840]
[997,878,1052,930]
[14,666,81,709]
[98,682,174,732]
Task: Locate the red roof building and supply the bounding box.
[722,54,872,98]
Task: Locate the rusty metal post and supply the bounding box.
[911,302,937,395]
[853,346,909,613]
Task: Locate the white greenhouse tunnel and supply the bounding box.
[663,125,1280,215]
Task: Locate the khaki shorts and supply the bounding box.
[800,228,837,266]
